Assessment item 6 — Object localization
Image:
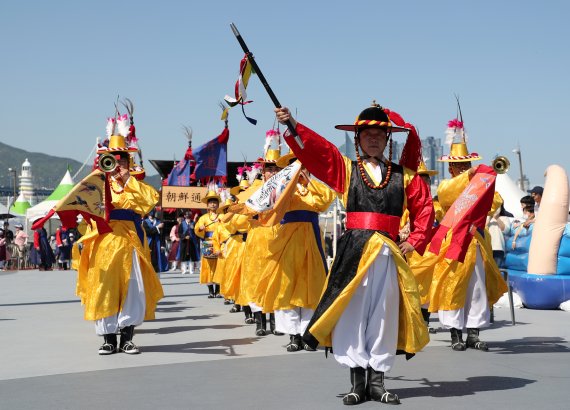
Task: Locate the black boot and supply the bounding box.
[450,328,466,351]
[466,328,489,351]
[254,312,267,336]
[214,284,222,298]
[367,367,400,404]
[286,334,303,352]
[243,306,255,324]
[343,367,366,405]
[421,308,436,334]
[269,313,284,335]
[119,325,140,354]
[207,285,215,298]
[98,333,117,355]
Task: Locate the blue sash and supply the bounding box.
[110,209,144,244]
[281,210,328,273]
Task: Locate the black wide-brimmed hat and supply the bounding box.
[335,102,409,133]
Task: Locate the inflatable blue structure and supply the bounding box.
[503,223,570,309]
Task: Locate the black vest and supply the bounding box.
[346,160,405,217]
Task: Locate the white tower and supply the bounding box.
[19,158,35,204]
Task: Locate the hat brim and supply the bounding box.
[201,195,221,204]
[229,186,245,197]
[275,153,297,169]
[97,147,139,154]
[418,170,439,176]
[334,124,410,133]
[438,154,482,163]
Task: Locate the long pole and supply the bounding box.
[518,151,525,191]
[230,23,304,149]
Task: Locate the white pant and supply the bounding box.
[332,245,400,372]
[95,252,146,335]
[249,302,263,313]
[438,247,490,330]
[274,307,314,335]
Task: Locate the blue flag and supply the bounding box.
[193,127,229,180]
[167,158,192,186]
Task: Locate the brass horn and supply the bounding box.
[492,156,510,174]
[98,153,118,172]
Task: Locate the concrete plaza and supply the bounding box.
[1,268,569,409]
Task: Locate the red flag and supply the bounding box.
[429,165,496,262]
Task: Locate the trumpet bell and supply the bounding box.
[492,156,510,174]
[98,153,118,172]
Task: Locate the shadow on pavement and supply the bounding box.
[143,337,261,356]
[387,375,536,399]
[492,336,570,354]
[0,299,80,307]
[137,324,244,334]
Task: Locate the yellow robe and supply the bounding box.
[218,214,250,301]
[308,157,429,353]
[253,179,335,312]
[428,172,508,312]
[194,212,220,284]
[211,217,232,285]
[236,222,279,307]
[76,177,164,321]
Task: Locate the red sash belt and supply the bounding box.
[345,212,400,241]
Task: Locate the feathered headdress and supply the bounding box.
[264,128,281,157]
[438,96,481,163]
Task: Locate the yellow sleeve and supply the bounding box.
[113,177,159,216]
[194,214,207,239]
[489,192,504,216]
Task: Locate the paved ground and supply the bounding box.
[1,268,569,410]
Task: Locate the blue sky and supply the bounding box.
[1,0,569,187]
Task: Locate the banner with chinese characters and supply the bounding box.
[161,186,208,209]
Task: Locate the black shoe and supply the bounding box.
[243,306,255,324]
[224,299,232,305]
[214,284,222,298]
[98,333,117,355]
[207,285,215,298]
[450,328,466,351]
[366,367,400,404]
[466,328,489,351]
[120,340,140,354]
[286,334,303,352]
[343,367,366,405]
[119,326,140,354]
[230,304,241,313]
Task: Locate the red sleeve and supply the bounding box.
[284,123,346,193]
[405,173,435,255]
[34,231,40,249]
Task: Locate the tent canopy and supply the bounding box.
[26,170,75,223]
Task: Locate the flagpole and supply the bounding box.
[230,23,304,149]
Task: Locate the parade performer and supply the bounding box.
[236,146,282,336]
[74,130,163,355]
[275,102,434,405]
[143,210,168,273]
[225,175,257,319]
[55,224,72,270]
[179,210,200,275]
[32,222,55,271]
[168,214,183,271]
[399,161,439,332]
[428,118,507,352]
[195,190,221,298]
[211,197,233,304]
[254,151,335,352]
